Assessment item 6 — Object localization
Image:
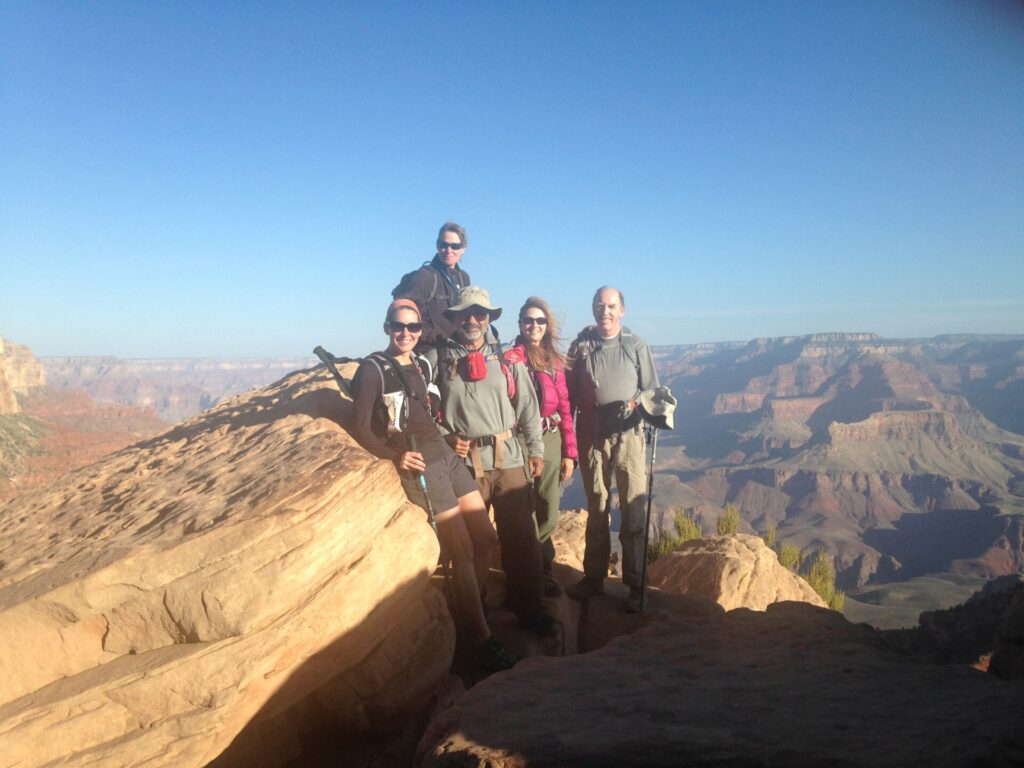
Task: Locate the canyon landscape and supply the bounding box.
[0,355,1021,766]
[6,332,1024,629]
[0,339,169,503]
[42,354,318,423]
[639,333,1024,627]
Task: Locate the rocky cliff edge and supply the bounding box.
[0,364,453,767]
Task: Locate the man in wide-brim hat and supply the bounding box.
[430,285,559,636]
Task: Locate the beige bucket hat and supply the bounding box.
[638,386,677,430]
[443,285,503,320]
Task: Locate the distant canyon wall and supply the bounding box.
[650,332,1024,587]
[42,355,318,422]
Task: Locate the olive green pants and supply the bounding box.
[520,430,563,571]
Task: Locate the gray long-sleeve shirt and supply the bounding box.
[428,332,543,471]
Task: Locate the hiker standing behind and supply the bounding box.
[393,221,471,348]
[428,286,559,637]
[565,286,659,613]
[505,297,577,597]
[348,298,515,672]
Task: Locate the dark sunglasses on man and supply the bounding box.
[458,308,490,321]
[437,242,464,251]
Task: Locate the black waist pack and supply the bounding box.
[595,400,639,437]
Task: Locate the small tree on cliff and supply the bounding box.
[717,504,740,535]
[761,526,777,549]
[805,550,846,611]
[778,542,802,572]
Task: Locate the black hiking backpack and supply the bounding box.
[355,352,438,435]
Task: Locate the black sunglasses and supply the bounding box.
[388,321,423,334]
[437,242,464,251]
[520,316,548,326]
[459,308,490,321]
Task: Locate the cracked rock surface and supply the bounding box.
[0,365,452,767]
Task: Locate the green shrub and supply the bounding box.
[778,542,802,571]
[805,550,845,610]
[761,526,777,549]
[673,510,703,542]
[831,589,846,612]
[647,508,702,563]
[716,504,740,535]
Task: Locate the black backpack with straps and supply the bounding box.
[355,352,437,435]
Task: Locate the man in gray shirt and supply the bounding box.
[566,286,659,613]
[430,285,558,636]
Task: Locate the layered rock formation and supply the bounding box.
[42,355,317,422]
[648,333,1024,598]
[0,364,454,767]
[0,337,46,415]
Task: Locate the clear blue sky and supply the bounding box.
[2,1,1022,358]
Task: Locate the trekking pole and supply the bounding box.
[639,425,659,613]
[407,435,475,684]
[313,346,356,396]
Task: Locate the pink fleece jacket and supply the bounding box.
[506,341,578,461]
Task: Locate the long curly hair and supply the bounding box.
[517,296,568,371]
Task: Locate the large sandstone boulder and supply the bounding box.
[417,600,1024,767]
[648,533,827,610]
[0,365,454,767]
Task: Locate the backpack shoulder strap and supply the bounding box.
[503,345,526,366]
[570,328,595,365]
[423,261,440,297]
[620,326,642,374]
[363,352,389,393]
[413,352,433,385]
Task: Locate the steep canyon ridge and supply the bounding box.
[4,333,1024,625]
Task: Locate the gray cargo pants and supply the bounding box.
[578,424,647,587]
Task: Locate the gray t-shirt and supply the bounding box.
[589,334,641,405]
[569,326,659,445]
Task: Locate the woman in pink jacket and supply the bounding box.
[506,297,577,596]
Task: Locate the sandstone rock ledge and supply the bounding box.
[417,599,1024,767]
[648,533,827,610]
[0,365,454,767]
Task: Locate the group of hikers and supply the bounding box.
[342,221,673,673]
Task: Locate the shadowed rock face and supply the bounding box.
[416,601,1024,768]
[0,364,454,767]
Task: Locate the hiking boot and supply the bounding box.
[565,576,605,601]
[476,637,517,673]
[518,609,559,636]
[624,587,643,614]
[543,573,564,598]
